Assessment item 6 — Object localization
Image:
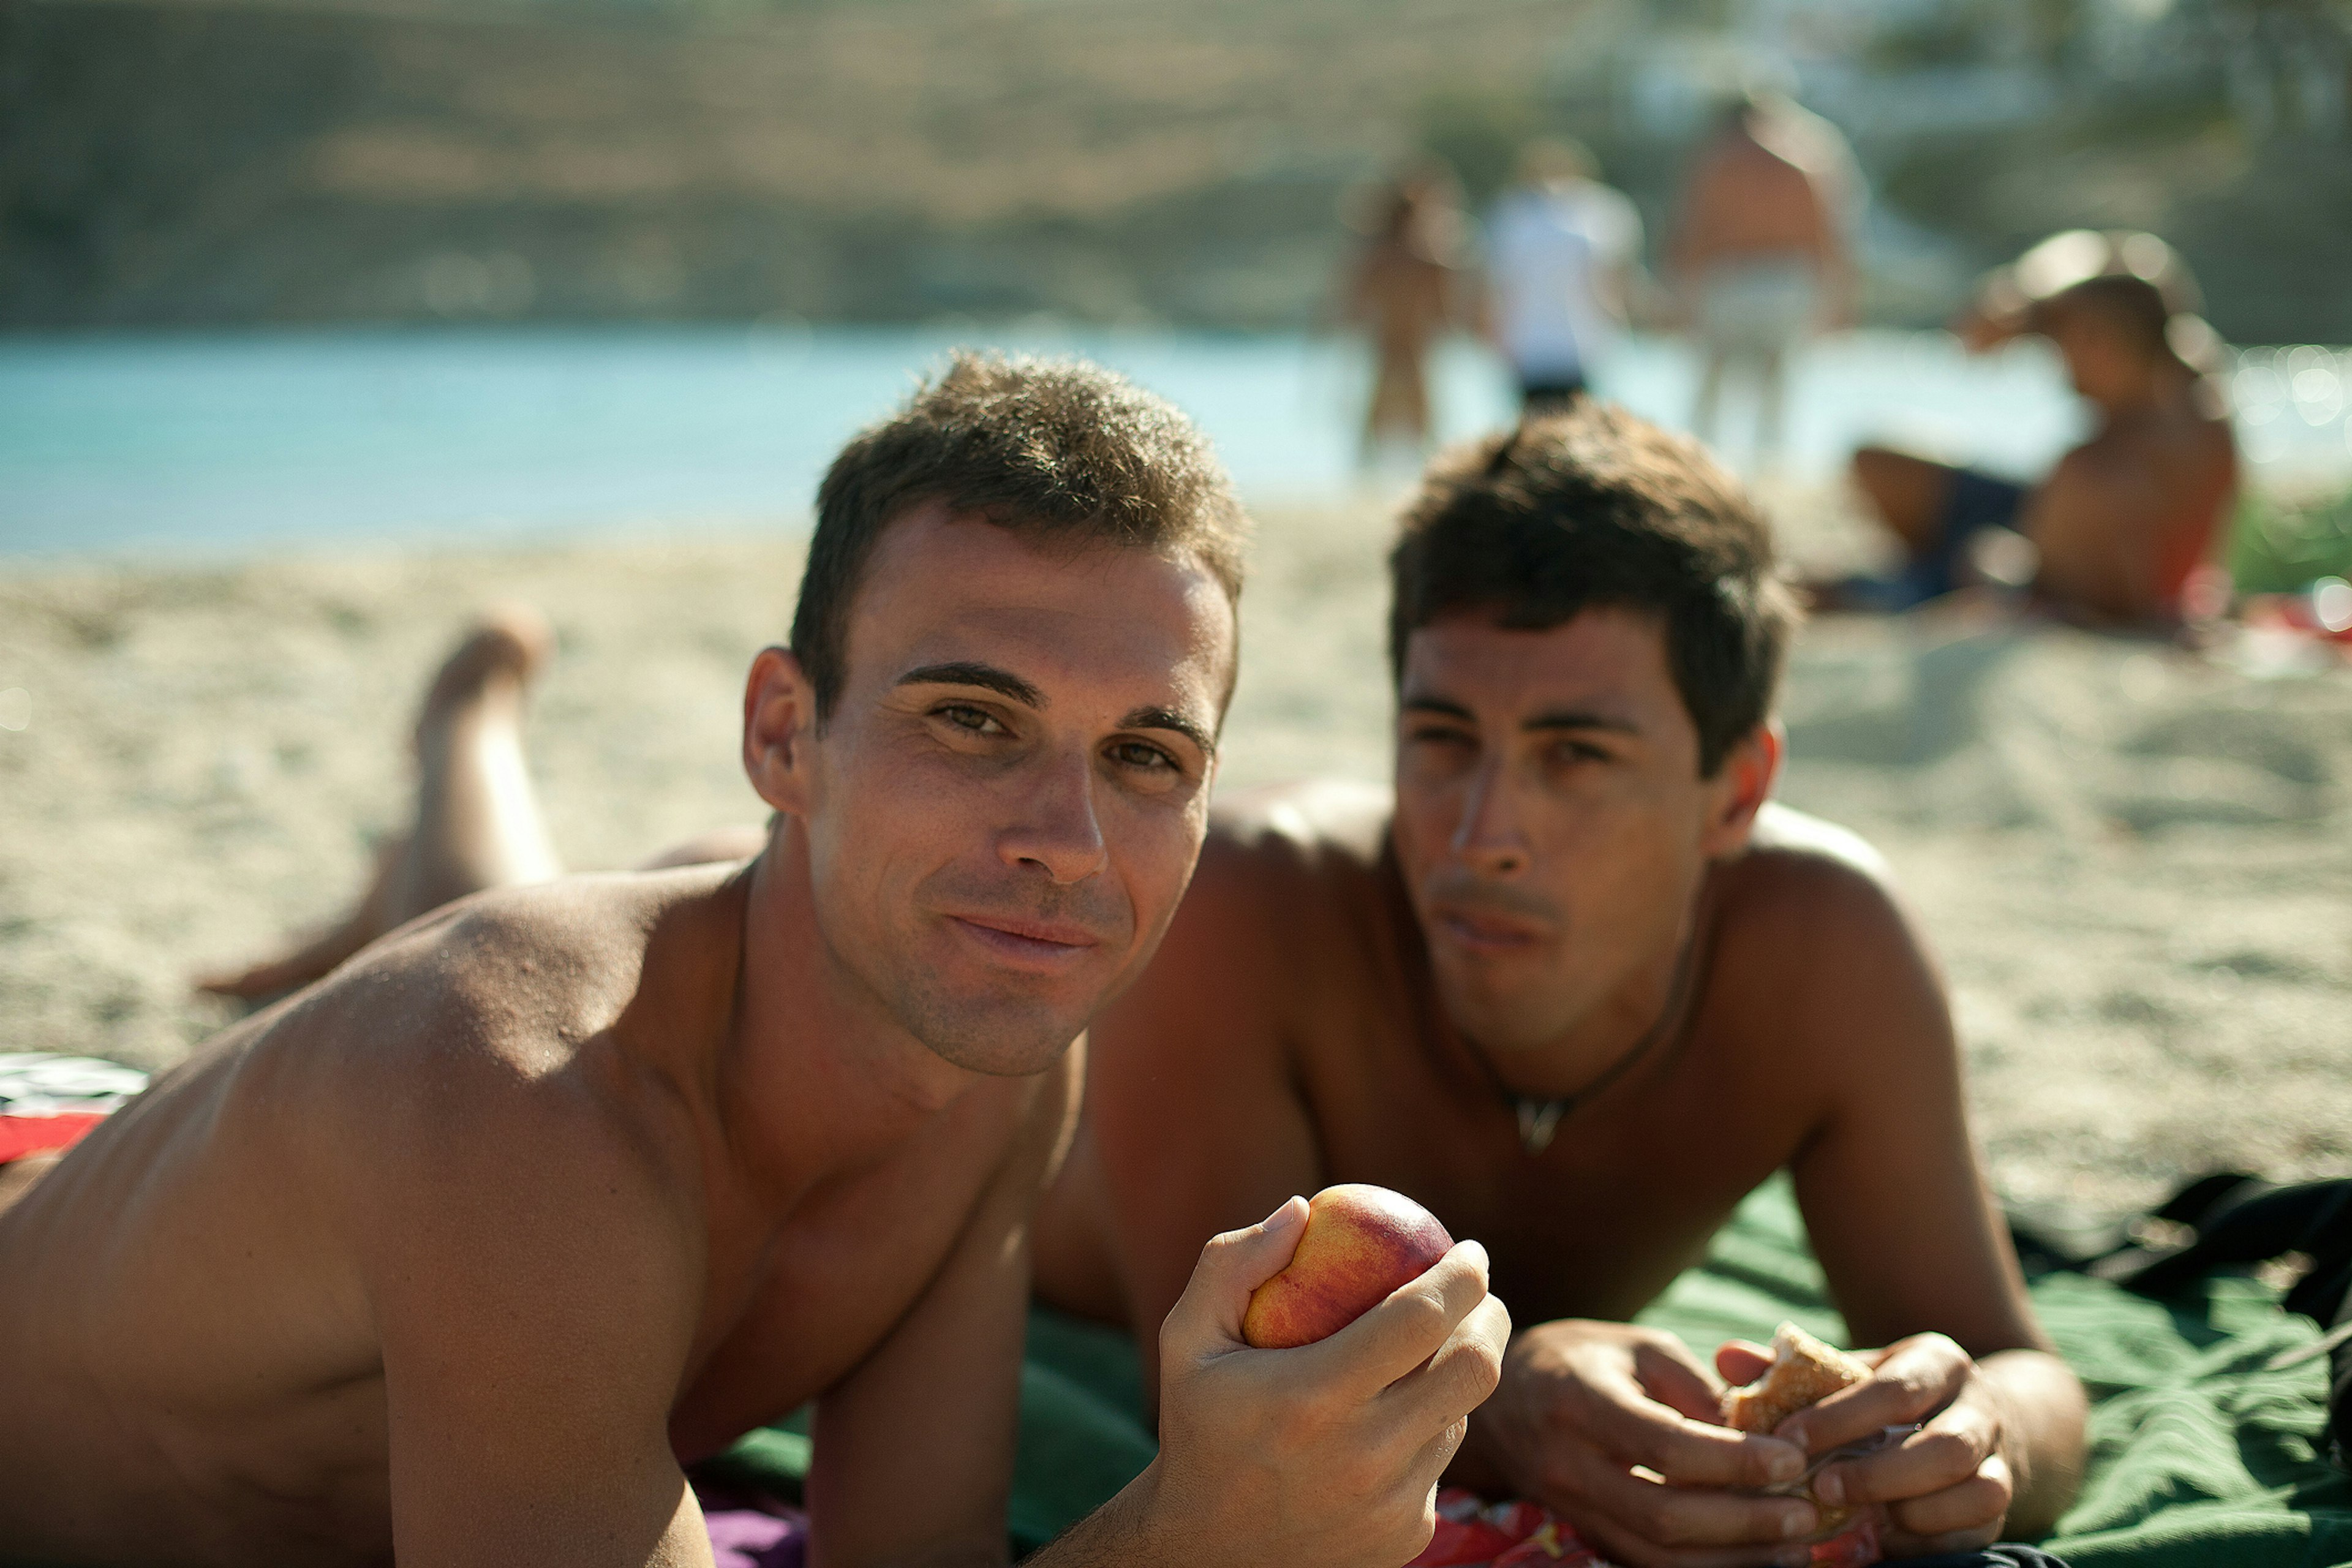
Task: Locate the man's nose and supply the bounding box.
[999,748,1109,886]
[1450,758,1530,877]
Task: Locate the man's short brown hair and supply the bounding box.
[1388,401,1797,776]
[791,351,1247,720]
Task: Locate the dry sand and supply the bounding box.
[2,498,2346,1215]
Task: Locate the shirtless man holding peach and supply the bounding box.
[0,356,1507,1568]
[1031,403,2090,1567]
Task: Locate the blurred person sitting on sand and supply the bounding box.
[0,355,1509,1568]
[1483,137,1644,414]
[1341,161,1474,467]
[1842,230,2237,628]
[1669,89,1858,464]
[1031,401,2088,1567]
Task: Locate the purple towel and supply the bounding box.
[704,1504,807,1568]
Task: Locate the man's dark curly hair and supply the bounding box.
[1388,401,1798,776]
[791,351,1246,721]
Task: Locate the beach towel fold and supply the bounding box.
[704,1177,2352,1564]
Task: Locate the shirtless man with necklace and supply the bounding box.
[1033,403,2089,1568]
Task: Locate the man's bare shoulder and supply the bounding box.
[1717,804,1911,969]
[1742,801,1894,884]
[281,865,742,1225]
[1203,778,1393,885]
[1710,804,1953,1082]
[319,863,738,1069]
[1120,778,1396,1019]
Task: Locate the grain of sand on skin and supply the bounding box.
[2,499,2346,1216]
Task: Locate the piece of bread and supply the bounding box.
[1722,1322,1872,1435]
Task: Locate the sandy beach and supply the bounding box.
[3,496,2346,1216]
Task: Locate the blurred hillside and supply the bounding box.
[5,0,2351,337]
[1,0,1566,329]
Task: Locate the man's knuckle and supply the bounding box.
[1918,1428,1978,1473]
[1966,1470,2014,1517]
[1466,1338,1505,1396]
[1628,1485,1688,1542]
[1396,1288,1452,1340]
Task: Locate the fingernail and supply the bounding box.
[1764,1444,1804,1483]
[1264,1197,1306,1229]
[1814,1469,1844,1507]
[1782,1507,1813,1540]
[1777,1418,1807,1450]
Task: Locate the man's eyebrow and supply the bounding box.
[895,662,1044,707]
[1523,708,1642,735]
[1401,695,1640,735]
[1120,705,1216,758]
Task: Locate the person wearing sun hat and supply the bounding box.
[1842,229,2238,625]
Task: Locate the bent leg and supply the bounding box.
[1850,446,1961,555]
[198,606,560,1000]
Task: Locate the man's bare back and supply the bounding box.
[0,865,1049,1565]
[1672,117,1844,279]
[2024,390,2235,619]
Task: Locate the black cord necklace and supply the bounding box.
[1459,914,1708,1156]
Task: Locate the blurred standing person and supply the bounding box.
[1484,138,1643,413]
[1844,230,2237,626]
[1342,164,1471,467]
[1670,90,1858,462]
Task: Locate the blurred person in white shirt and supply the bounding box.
[1483,138,1643,413]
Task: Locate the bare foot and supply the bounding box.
[195,606,559,1004]
[412,603,554,758]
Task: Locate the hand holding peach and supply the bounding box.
[1072,1194,1506,1568]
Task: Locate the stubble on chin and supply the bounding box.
[904,992,1088,1077]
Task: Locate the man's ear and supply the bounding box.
[1698,719,1782,859]
[743,646,820,816]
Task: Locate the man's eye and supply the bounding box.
[938,704,1005,735]
[1549,739,1611,766]
[1406,725,1476,749]
[1109,741,1177,773]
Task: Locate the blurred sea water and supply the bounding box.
[2,325,2347,560]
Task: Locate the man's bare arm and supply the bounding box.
[1781,857,2087,1546]
[804,1060,1077,1568]
[357,1042,714,1568]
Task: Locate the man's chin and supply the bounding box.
[1432,971,1584,1060]
[900,989,1095,1077]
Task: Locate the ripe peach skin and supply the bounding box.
[1241,1184,1457,1349]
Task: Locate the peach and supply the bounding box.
[1242,1183,1455,1349]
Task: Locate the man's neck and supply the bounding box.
[1408,861,1717,1110]
[702,822,986,1202]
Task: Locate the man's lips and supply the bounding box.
[943,912,1106,969]
[1428,902,1553,954]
